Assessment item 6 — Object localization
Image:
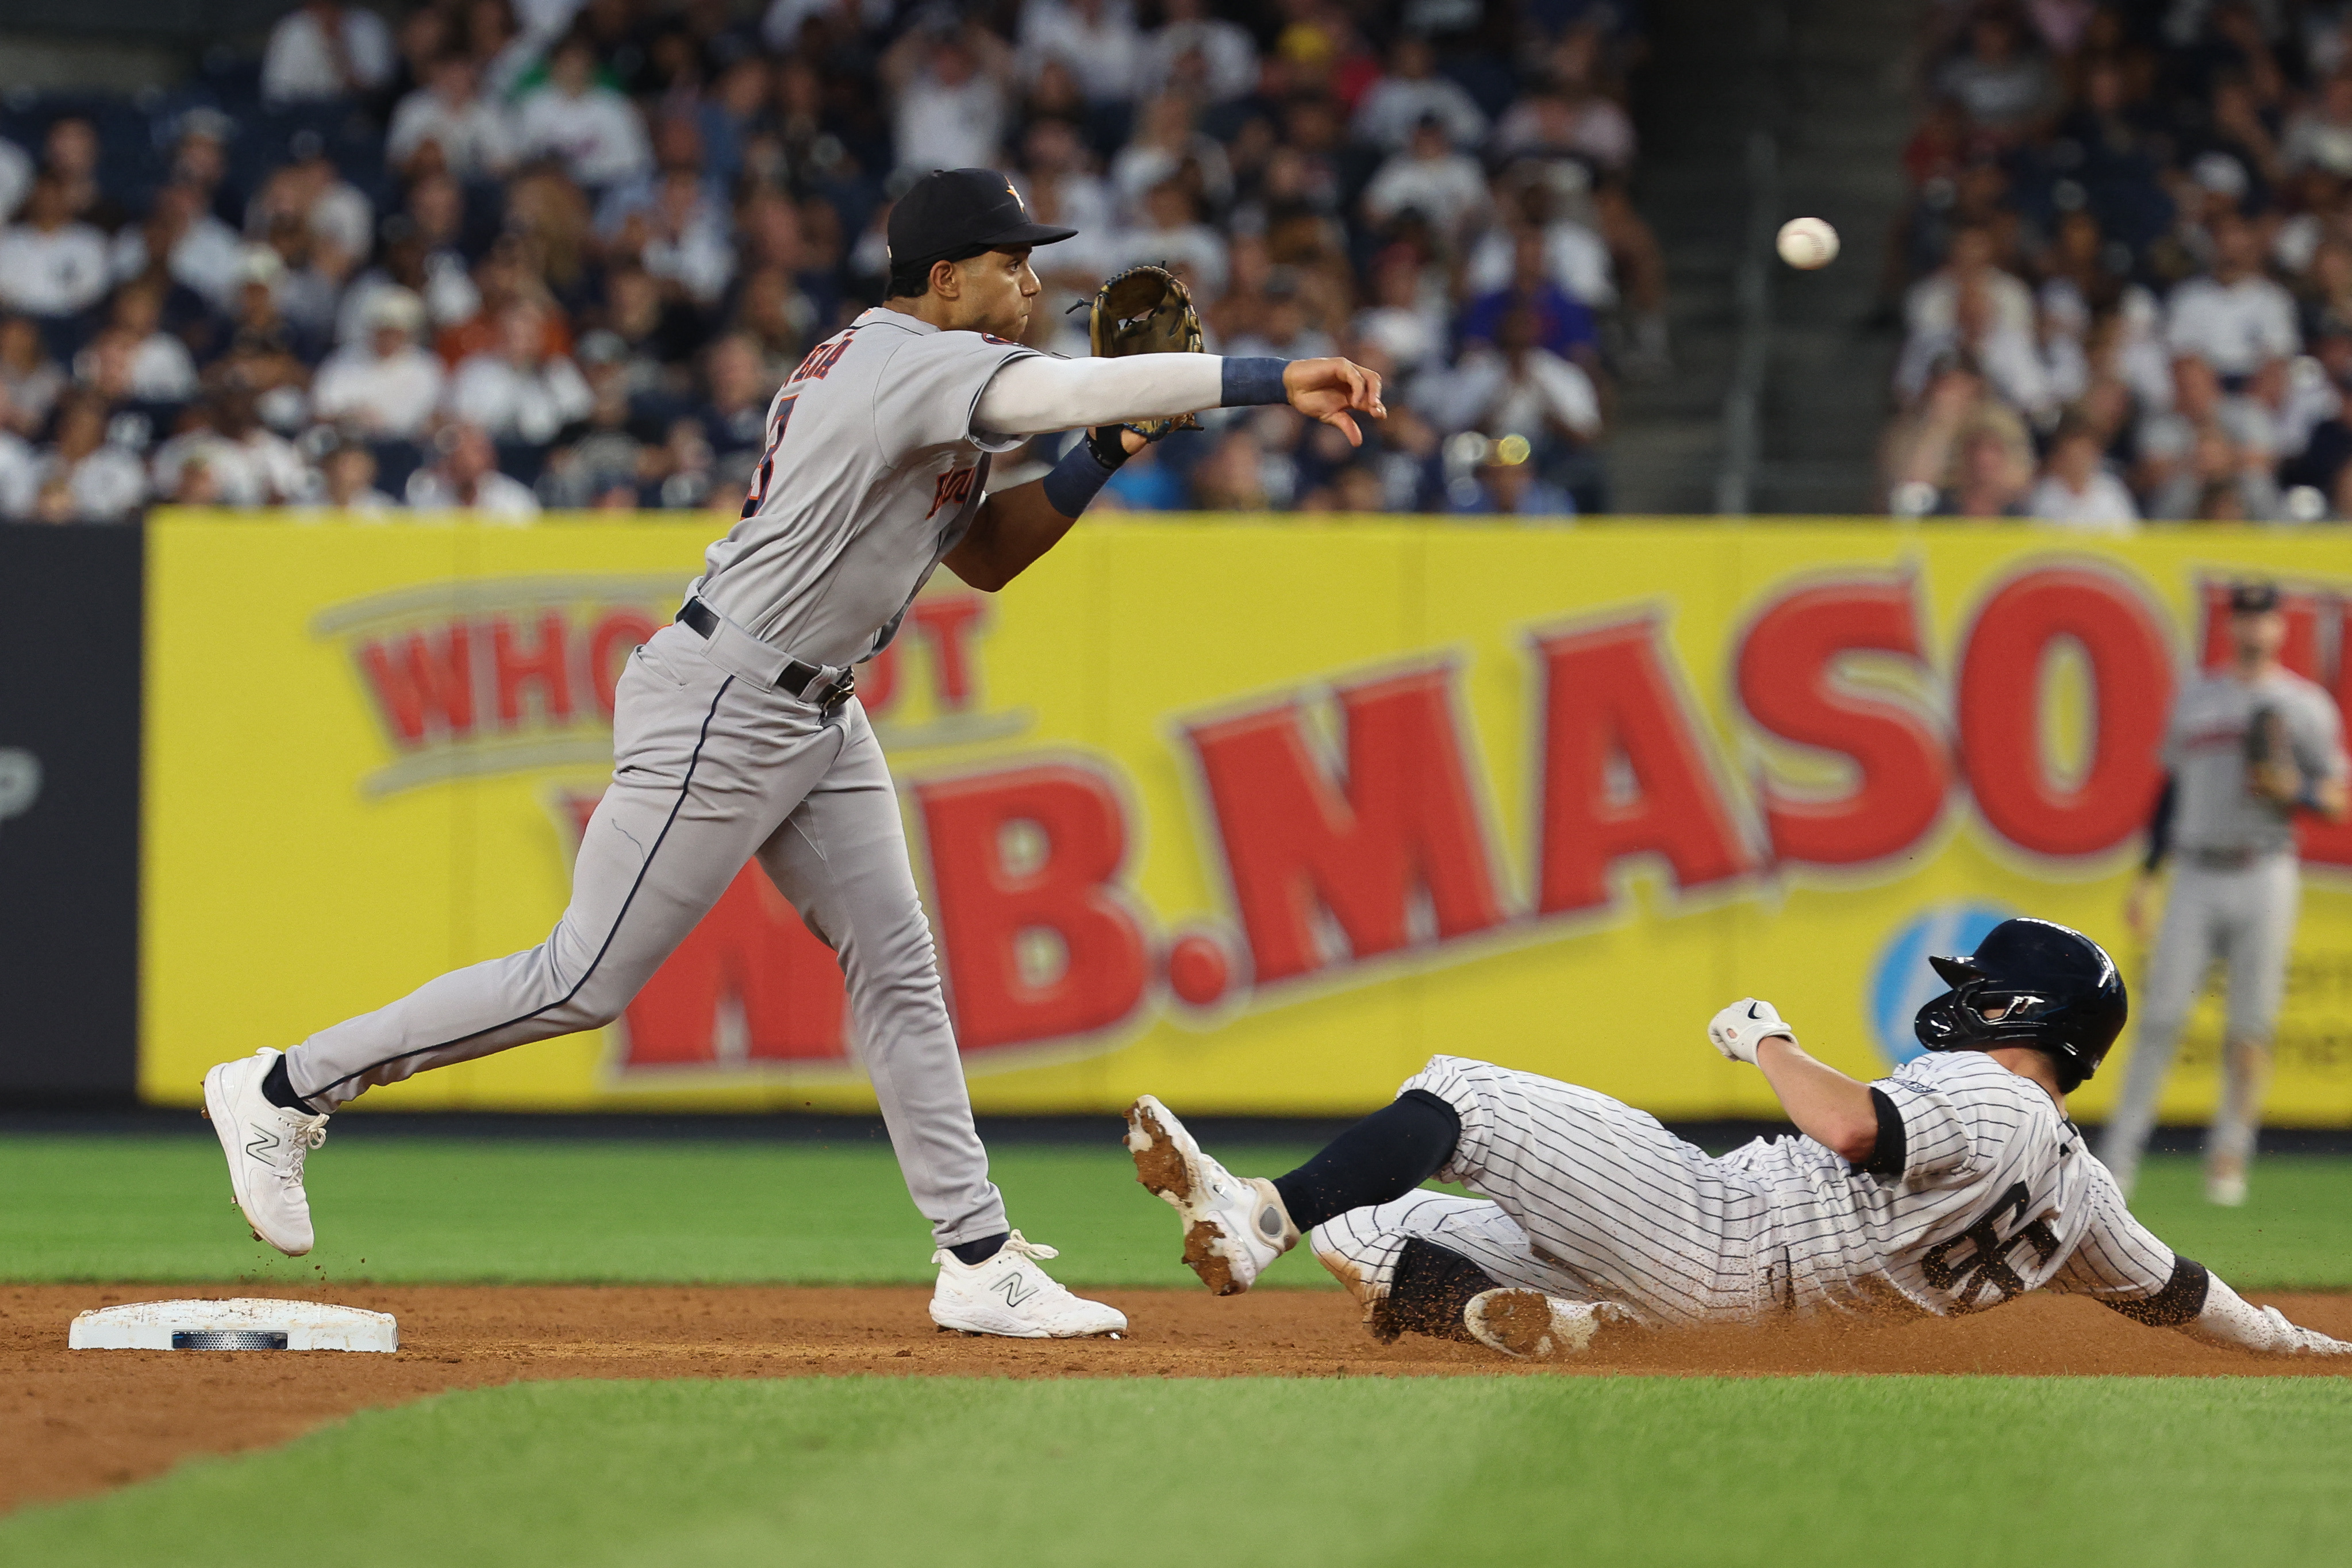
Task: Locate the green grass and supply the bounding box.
[8,1375,2352,1567]
[1,1133,2346,1289]
[0,1133,1325,1288]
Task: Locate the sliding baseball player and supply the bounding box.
[201,166,1384,1338]
[1127,918,2347,1359]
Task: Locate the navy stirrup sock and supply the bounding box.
[1270,1090,1462,1234]
[260,1056,317,1115]
[948,1232,1009,1266]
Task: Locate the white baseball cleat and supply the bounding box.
[201,1048,329,1258]
[2206,1171,2249,1207]
[1463,1289,1628,1359]
[1124,1094,1297,1296]
[928,1231,1127,1339]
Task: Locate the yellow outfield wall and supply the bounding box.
[139,513,2352,1123]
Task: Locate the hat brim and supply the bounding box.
[979,220,1079,249]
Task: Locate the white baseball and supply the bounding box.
[1776,216,1839,270]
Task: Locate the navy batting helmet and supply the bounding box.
[1912,917,2127,1092]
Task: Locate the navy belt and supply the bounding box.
[676,599,855,709]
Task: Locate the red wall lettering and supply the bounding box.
[561,794,849,1066]
[491,612,572,728]
[1185,667,1505,985]
[1737,578,1949,867]
[915,763,1151,1050]
[356,625,475,745]
[1957,566,2173,857]
[587,610,662,719]
[912,594,988,709]
[1534,616,1751,914]
[858,643,901,715]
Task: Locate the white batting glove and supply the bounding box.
[1708,999,1797,1065]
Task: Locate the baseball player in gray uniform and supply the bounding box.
[2103,581,2349,1206]
[201,167,1386,1337]
[1126,918,2347,1359]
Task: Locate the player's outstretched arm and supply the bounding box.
[1708,999,1881,1164]
[2178,1273,2352,1356]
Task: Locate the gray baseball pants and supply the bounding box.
[2099,852,2300,1196]
[280,621,1009,1248]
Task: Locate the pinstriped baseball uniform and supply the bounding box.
[1313,1053,2189,1328]
[279,309,1046,1250]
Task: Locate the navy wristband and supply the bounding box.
[1221,356,1289,406]
[1042,435,1121,517]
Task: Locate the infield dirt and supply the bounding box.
[8,1283,2350,1514]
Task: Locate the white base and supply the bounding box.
[68,1298,398,1352]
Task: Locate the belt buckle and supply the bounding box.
[820,670,855,713]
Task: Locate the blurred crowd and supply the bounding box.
[1882,0,2352,526]
[0,0,1661,525]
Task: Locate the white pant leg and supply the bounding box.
[2099,871,2221,1194]
[287,627,838,1108]
[1308,1192,1584,1308]
[1398,1055,1761,1326]
[2209,855,2301,1175]
[754,701,1006,1248]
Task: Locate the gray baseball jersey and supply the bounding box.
[2162,667,2347,854]
[2099,666,2346,1194]
[1325,1053,2190,1328]
[696,309,1040,667]
[278,309,1059,1250]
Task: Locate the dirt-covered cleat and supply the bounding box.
[927,1231,1127,1339]
[1124,1094,1297,1295]
[1463,1289,1628,1359]
[201,1048,329,1258]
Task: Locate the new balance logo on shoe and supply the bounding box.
[991,1271,1040,1309]
[245,1129,280,1163]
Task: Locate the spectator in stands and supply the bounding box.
[1363,114,1491,252]
[312,288,444,439]
[406,421,538,519]
[2026,416,2138,532]
[2282,72,2352,178]
[1019,0,1142,109]
[1935,6,2055,143]
[81,283,197,405]
[1352,245,1448,378]
[444,299,593,444]
[1354,35,1488,152]
[1430,305,1607,512]
[311,435,398,514]
[152,388,311,508]
[264,2,396,106]
[43,118,126,236]
[693,333,778,462]
[882,18,1015,176]
[1139,0,1257,105]
[389,53,520,182]
[0,402,35,516]
[1447,436,1574,520]
[2166,212,2300,401]
[38,391,146,521]
[112,182,245,317]
[0,174,112,321]
[1459,227,1601,370]
[0,137,29,226]
[0,316,63,436]
[517,36,655,191]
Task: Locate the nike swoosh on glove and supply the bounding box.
[1707,998,1796,1065]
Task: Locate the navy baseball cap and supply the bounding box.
[2229,581,2281,614]
[886,168,1077,274]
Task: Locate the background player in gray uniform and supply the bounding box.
[2104,581,2349,1206]
[1125,918,2347,1359]
[200,167,1386,1338]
